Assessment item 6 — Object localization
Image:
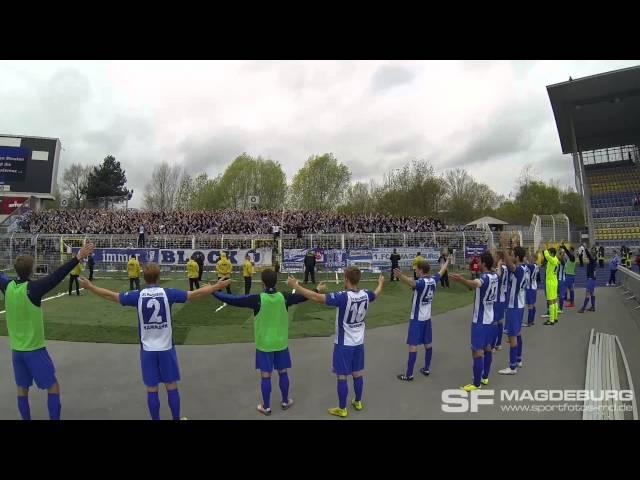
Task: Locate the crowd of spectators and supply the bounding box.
[17,208,452,235]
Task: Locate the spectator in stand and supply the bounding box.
[636,250,640,273]
[17,209,447,236]
[138,224,145,247]
[469,255,480,280]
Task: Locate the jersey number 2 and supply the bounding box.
[146,298,163,324]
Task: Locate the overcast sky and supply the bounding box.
[1,60,638,207]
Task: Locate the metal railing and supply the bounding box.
[618,266,640,310]
[584,328,638,420]
[6,228,579,275]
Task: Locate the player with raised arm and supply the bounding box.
[543,244,560,326]
[524,251,540,327]
[556,245,567,315]
[492,251,508,352]
[0,242,95,420]
[562,245,576,308]
[450,251,499,390]
[578,246,597,313]
[212,269,320,416]
[393,255,451,381]
[287,268,384,418]
[79,264,230,420]
[498,246,528,375]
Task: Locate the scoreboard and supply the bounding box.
[0,134,60,196]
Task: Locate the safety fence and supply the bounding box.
[618,266,640,311]
[0,227,573,274]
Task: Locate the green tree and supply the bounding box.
[374,160,444,217]
[560,188,585,227]
[493,180,583,226]
[190,173,224,209]
[337,181,378,215]
[216,153,287,210]
[85,155,129,202]
[290,153,351,210]
[175,173,194,210]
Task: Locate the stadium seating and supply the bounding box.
[585,160,640,249]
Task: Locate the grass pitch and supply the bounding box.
[0,269,474,345]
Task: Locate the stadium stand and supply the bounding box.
[547,66,640,254]
[15,208,451,235]
[586,159,640,248]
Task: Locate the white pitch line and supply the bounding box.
[215,303,227,313]
[0,288,85,315]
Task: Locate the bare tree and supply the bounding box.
[517,163,540,188]
[61,163,91,208]
[143,162,183,212]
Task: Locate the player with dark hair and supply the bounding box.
[578,247,597,313]
[450,251,498,390]
[492,251,508,352]
[498,246,528,375]
[213,269,318,416]
[80,264,229,420]
[0,242,95,420]
[288,267,384,418]
[393,255,450,381]
[524,251,540,327]
[556,246,567,314]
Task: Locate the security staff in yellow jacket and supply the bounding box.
[127,254,141,290]
[242,254,254,294]
[186,257,200,291]
[216,252,232,294]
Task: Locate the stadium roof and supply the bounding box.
[547,65,640,154]
[466,216,508,226]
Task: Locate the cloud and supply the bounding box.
[371,64,415,92]
[177,129,253,176]
[1,60,638,208]
[444,99,550,169]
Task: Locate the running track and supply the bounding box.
[1,286,639,420]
